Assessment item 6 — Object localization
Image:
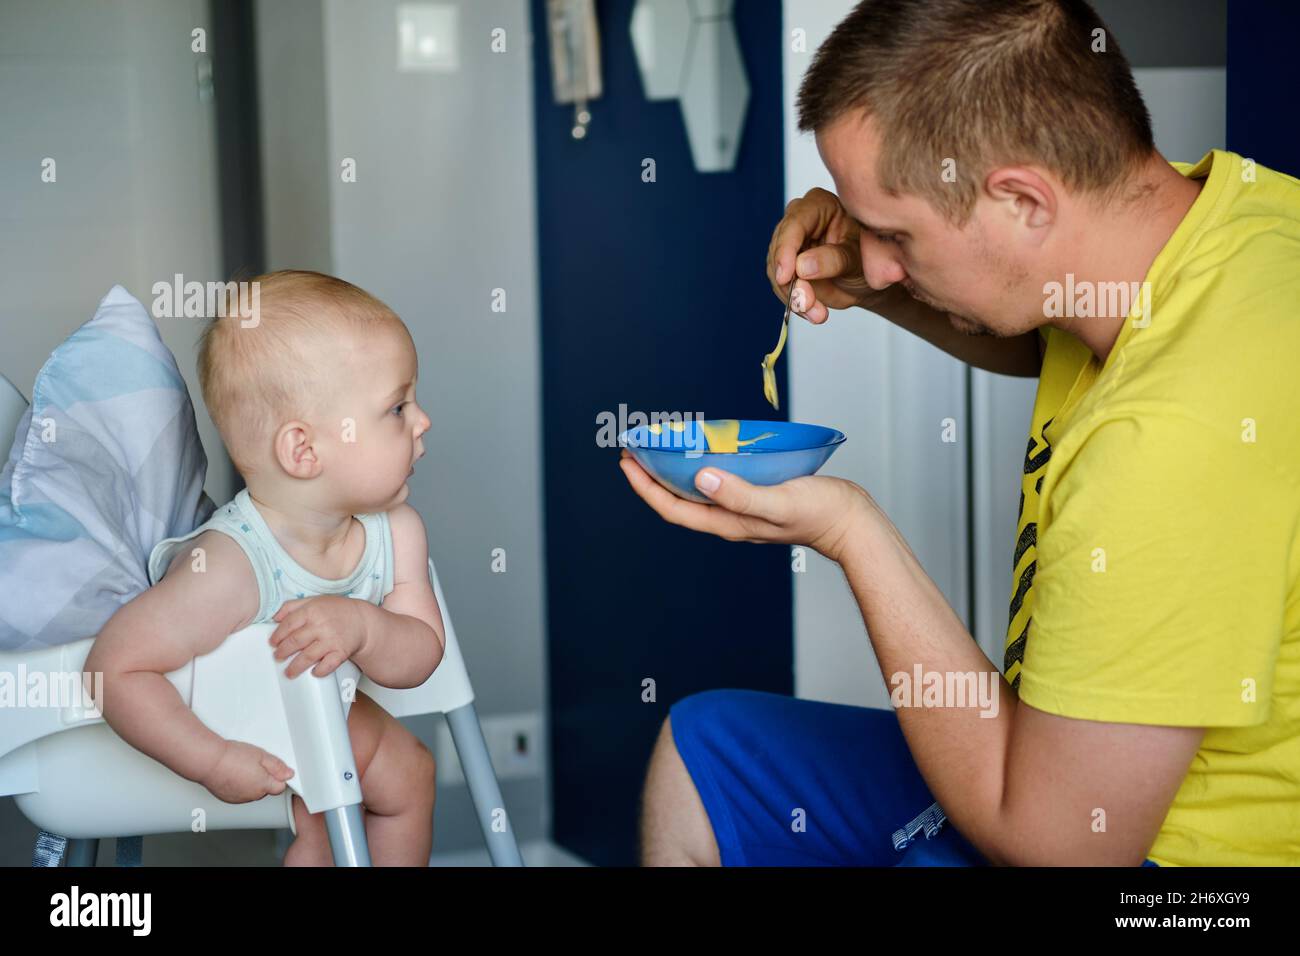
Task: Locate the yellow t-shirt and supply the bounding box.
[1003,148,1300,867]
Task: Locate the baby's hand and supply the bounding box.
[270,595,370,678]
[202,740,295,804]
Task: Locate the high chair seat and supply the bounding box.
[1,556,470,827]
[0,557,515,863]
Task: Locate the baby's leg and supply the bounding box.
[350,692,437,866]
[282,690,436,866]
[284,792,333,866]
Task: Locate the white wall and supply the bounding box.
[0,0,230,503]
[784,0,971,709]
[315,0,549,848]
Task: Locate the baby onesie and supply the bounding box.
[147,487,395,713]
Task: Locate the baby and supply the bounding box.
[84,270,445,866]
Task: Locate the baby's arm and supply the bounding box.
[351,502,445,687]
[83,531,290,797]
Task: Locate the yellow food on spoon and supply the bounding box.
[761,300,791,410]
[648,419,776,454]
[760,328,787,409]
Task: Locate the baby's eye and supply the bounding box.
[875,231,898,244]
[391,403,407,417]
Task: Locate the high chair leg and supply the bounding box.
[446,703,524,867]
[65,838,99,866]
[325,804,371,866]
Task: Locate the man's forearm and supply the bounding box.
[837,511,1021,864]
[354,604,443,688]
[865,286,1043,377]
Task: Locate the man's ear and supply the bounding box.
[985,165,1057,230]
[273,421,322,479]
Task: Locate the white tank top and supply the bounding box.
[147,487,395,623]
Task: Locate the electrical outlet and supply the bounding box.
[485,712,542,781]
[430,712,543,787]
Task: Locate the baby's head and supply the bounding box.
[197,270,429,514]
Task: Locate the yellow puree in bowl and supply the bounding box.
[647,419,776,454]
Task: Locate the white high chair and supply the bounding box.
[0,372,523,867]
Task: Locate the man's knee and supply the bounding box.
[641,710,723,866]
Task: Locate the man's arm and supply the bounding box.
[836,515,1201,866]
[766,188,1044,378]
[865,283,1045,378]
[352,502,445,688]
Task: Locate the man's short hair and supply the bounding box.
[797,0,1155,223]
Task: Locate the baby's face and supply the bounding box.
[317,322,429,513]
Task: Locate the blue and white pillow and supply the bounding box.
[0,285,215,651]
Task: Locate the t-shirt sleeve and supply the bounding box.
[1018,414,1290,727]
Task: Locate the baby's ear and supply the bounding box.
[273,421,322,478]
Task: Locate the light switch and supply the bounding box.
[397,3,459,73]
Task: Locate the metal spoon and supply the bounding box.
[761,276,797,410]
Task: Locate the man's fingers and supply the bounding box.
[768,198,826,288]
[619,457,748,540]
[620,454,786,541]
[694,468,787,525]
[796,243,857,282]
[770,189,846,283]
[768,220,811,293]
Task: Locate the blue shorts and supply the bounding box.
[669,689,1160,867]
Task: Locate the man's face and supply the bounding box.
[816,111,1046,338]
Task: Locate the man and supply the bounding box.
[621,0,1299,866]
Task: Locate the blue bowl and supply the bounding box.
[619,419,847,504]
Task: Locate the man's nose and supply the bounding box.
[860,235,906,290]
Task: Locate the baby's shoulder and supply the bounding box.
[158,527,253,576]
[157,529,262,631]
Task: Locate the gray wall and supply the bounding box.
[0,0,232,504]
[0,0,236,865]
[255,0,549,851]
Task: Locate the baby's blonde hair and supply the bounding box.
[197,270,402,477]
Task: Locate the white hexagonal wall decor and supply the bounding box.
[630,0,692,100]
[630,0,749,172]
[689,0,734,17]
[679,16,749,172]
